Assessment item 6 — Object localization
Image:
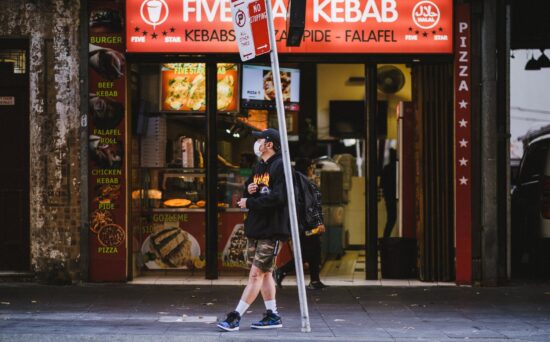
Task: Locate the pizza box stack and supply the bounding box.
[141,115,167,167]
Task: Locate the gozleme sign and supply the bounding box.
[126,0,452,53]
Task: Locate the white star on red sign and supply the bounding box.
[459,139,468,148]
[459,100,468,109]
[459,119,468,128]
[459,158,468,166]
[459,176,468,185]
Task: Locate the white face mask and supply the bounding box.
[253,140,263,158]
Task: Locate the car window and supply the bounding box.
[519,142,549,184]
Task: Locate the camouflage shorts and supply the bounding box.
[246,238,281,273]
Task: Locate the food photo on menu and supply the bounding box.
[89,8,123,34]
[89,94,124,129]
[89,44,125,80]
[222,224,248,268]
[161,63,239,112]
[263,70,291,102]
[241,65,300,110]
[140,226,203,270]
[89,135,123,168]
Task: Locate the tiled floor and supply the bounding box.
[130,250,456,287]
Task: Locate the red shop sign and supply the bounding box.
[126,0,453,54]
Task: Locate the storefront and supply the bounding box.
[87,0,473,284]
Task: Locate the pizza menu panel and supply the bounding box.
[88,0,127,281]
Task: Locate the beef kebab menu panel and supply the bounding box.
[88,1,127,281]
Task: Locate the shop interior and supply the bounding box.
[127,60,424,284]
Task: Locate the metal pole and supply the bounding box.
[504,3,511,281]
[205,62,218,280]
[365,64,378,280]
[481,0,498,286]
[264,0,310,333]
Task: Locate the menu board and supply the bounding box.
[160,63,239,113]
[135,211,248,270]
[241,65,300,111]
[88,1,127,281]
[138,212,206,270]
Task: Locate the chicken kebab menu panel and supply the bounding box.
[88,1,127,281]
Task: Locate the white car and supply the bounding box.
[511,135,550,277]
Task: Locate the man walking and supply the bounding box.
[217,128,290,332]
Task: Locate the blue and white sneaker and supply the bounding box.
[250,310,283,329]
[217,311,241,332]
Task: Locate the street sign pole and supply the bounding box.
[264,0,311,333]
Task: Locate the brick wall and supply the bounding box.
[0,0,82,283]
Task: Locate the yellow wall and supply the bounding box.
[377,64,412,140]
[317,64,365,140]
[316,64,412,141]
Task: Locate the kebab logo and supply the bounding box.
[412,1,440,29]
[140,0,169,29]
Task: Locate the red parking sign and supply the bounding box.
[231,0,271,62]
[248,0,271,56]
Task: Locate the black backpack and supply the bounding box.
[293,170,321,231]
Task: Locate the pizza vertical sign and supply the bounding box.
[231,0,271,61]
[88,1,128,282]
[454,4,472,285]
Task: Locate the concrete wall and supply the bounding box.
[0,0,82,282]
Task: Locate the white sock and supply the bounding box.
[265,299,278,314]
[235,300,250,317]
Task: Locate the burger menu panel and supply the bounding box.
[88,1,127,281]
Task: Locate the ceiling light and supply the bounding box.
[537,49,550,68]
[226,124,236,134]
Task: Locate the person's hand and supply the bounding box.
[237,198,247,209]
[247,183,258,195]
[318,224,326,234]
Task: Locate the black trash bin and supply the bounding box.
[379,237,417,279]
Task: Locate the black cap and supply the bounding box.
[252,128,280,147]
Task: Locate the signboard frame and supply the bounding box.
[126,0,454,54]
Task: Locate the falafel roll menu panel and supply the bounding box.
[88,0,128,282]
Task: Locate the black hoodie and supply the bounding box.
[243,153,290,241]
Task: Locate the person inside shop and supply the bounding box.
[381,148,397,239]
[274,157,328,290]
[217,128,289,332]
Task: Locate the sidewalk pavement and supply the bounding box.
[1,282,550,341]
